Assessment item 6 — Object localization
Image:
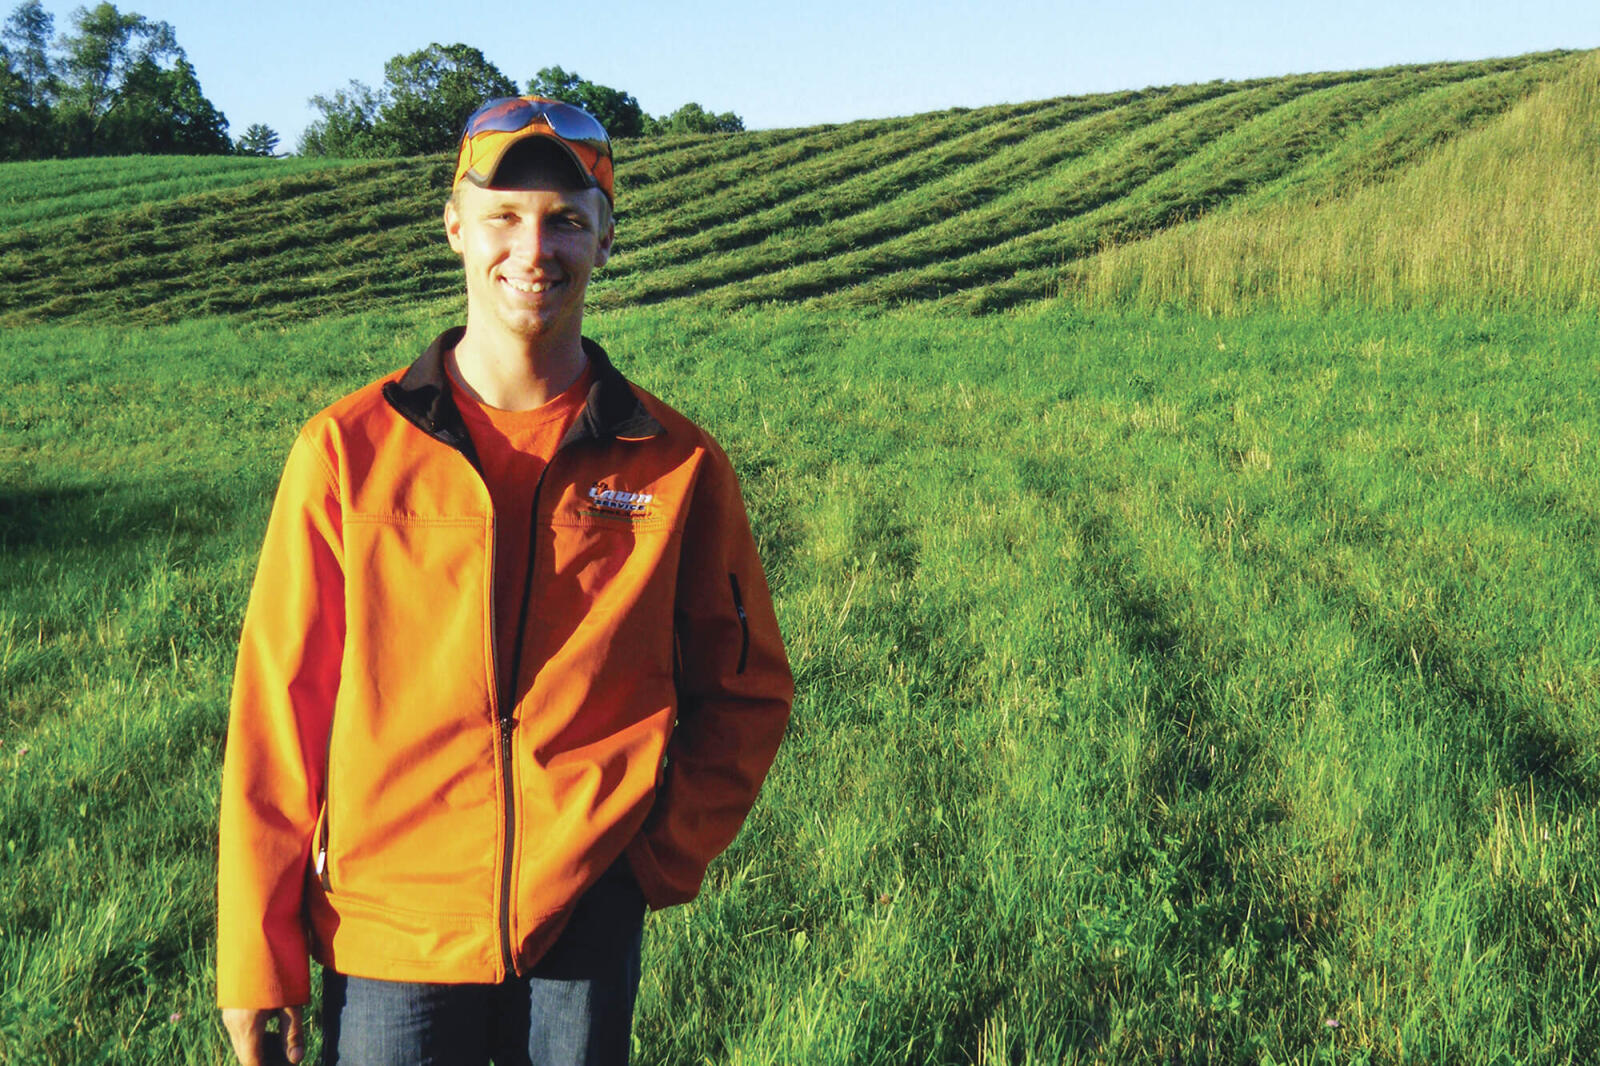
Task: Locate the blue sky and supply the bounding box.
[22,0,1600,149]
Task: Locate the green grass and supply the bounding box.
[3,306,1597,1063]
[0,154,369,231]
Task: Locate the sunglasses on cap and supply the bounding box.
[453,96,614,202]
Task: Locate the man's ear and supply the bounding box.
[443,197,464,254]
[594,217,615,269]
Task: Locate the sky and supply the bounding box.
[20,0,1600,150]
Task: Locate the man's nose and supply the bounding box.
[510,219,553,262]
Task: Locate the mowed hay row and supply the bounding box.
[1066,50,1600,314]
[0,154,364,231]
[1240,57,1579,208]
[612,99,1047,207]
[615,124,837,190]
[592,77,1284,309]
[932,57,1583,313]
[614,101,1076,250]
[595,82,1234,291]
[813,55,1575,312]
[0,160,456,326]
[2,164,427,283]
[0,50,1583,327]
[675,61,1482,310]
[617,115,925,224]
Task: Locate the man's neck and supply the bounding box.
[449,326,587,412]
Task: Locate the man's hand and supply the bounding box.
[221,1006,306,1065]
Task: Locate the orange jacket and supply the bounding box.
[217,329,792,1009]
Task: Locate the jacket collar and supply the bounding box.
[382,327,663,466]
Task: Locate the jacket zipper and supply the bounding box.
[495,460,559,976]
[485,516,515,977]
[496,712,517,975]
[728,572,750,675]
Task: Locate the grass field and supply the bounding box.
[3,305,1597,1064]
[3,42,1599,1066]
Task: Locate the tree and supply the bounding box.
[2,0,53,108]
[49,2,228,155]
[0,0,229,157]
[2,0,55,157]
[526,66,646,138]
[106,54,228,152]
[235,121,278,156]
[649,101,744,136]
[302,44,516,158]
[1,45,26,158]
[299,79,381,156]
[373,43,516,156]
[56,2,178,126]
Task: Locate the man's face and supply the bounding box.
[444,180,613,345]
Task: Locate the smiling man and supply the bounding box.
[217,98,793,1066]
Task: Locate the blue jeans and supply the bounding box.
[321,859,646,1065]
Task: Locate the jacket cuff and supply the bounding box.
[623,834,700,911]
[216,914,312,1009]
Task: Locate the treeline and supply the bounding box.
[1,1,744,162]
[0,0,244,160]
[298,46,743,158]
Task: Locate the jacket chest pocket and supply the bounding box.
[535,517,678,677]
[545,514,672,598]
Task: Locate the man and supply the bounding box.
[217,97,793,1065]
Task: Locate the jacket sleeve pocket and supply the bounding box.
[728,572,750,675]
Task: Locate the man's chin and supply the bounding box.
[488,301,556,332]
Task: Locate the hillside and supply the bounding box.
[0,49,1586,326]
[1068,50,1600,312]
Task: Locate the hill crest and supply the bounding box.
[0,49,1588,325]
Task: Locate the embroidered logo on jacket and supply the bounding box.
[585,482,655,519]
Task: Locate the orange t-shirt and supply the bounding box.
[450,360,594,701]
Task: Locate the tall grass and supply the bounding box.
[1069,53,1600,313]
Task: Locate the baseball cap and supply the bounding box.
[453,96,614,204]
